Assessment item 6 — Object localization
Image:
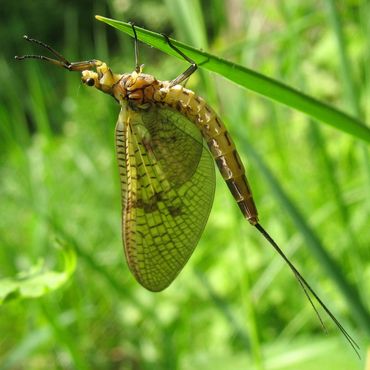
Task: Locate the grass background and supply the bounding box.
[0,0,369,369]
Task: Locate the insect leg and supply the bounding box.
[15,35,100,72]
[129,22,141,73]
[20,35,71,64]
[161,34,197,87]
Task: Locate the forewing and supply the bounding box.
[116,105,215,291]
[140,108,204,187]
[115,110,128,210]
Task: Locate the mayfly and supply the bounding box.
[15,22,359,354]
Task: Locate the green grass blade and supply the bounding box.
[95,15,370,143]
[325,0,361,117]
[325,0,370,221]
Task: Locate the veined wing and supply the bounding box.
[115,105,215,291]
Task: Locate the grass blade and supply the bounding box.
[95,15,370,143]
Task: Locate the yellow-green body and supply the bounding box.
[14,33,359,352]
[82,62,258,290]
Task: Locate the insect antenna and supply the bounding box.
[255,222,360,357]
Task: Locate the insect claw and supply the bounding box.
[161,33,171,43]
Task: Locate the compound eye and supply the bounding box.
[86,78,95,86]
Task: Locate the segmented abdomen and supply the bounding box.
[159,84,258,225]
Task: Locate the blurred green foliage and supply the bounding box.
[0,0,369,369]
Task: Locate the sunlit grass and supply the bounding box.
[1,1,369,369]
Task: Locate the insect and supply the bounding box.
[15,23,359,354]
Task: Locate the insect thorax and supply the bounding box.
[112,72,167,108]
